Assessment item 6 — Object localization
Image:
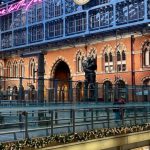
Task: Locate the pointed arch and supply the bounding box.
[76,50,84,73]
[19,59,25,77]
[88,47,97,58]
[29,58,36,77]
[13,60,18,77]
[116,43,126,72]
[0,62,4,77]
[142,41,150,66]
[50,57,72,78]
[103,45,114,73]
[103,80,113,102]
[6,61,12,77]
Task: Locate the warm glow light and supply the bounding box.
[0,0,42,16]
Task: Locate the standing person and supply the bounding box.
[113,96,125,126]
[113,99,120,126]
[118,96,126,121]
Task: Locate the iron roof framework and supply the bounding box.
[0,0,150,52]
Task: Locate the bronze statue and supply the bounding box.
[82,55,97,99]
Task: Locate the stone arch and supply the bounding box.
[74,49,85,61]
[115,42,127,52]
[142,76,150,85]
[103,78,113,84]
[102,45,113,53]
[115,78,127,85]
[50,57,72,78]
[114,79,127,100]
[87,47,97,58]
[141,40,150,66]
[75,50,85,73]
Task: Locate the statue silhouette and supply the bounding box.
[82,55,97,99]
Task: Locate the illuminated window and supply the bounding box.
[0,63,3,77]
[76,51,84,72]
[142,41,150,67]
[29,59,36,77]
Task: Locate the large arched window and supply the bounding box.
[142,41,150,66]
[13,61,18,77]
[29,59,36,77]
[103,81,113,102]
[6,61,12,77]
[76,51,84,73]
[115,80,127,100]
[116,44,126,72]
[19,60,25,77]
[0,62,4,77]
[104,46,113,73]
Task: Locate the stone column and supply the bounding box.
[37,53,45,102]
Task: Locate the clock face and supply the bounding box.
[73,0,90,5]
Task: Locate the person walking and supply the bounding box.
[113,96,125,126]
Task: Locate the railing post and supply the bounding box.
[72,109,75,133]
[83,109,87,122]
[91,108,94,130]
[51,110,53,136]
[121,106,125,126]
[84,81,88,101]
[19,77,23,102]
[70,109,73,123]
[14,132,17,140]
[106,108,110,128]
[22,111,29,139]
[95,83,98,102]
[134,107,137,125]
[144,106,148,123]
[69,80,73,102]
[54,110,58,125]
[96,109,99,121]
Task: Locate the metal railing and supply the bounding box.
[0,77,150,103]
[0,105,149,142]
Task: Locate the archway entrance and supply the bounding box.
[52,61,71,102]
[103,81,113,102]
[115,80,127,101]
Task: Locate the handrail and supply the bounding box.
[0,105,149,142]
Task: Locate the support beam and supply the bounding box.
[37,53,45,102]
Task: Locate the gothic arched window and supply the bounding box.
[0,62,3,77]
[117,51,121,61]
[105,53,108,62]
[116,45,126,72]
[104,46,113,73]
[13,61,18,77]
[29,59,36,77]
[76,51,84,73]
[7,61,12,77]
[142,41,150,67]
[19,60,25,77]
